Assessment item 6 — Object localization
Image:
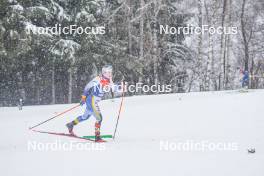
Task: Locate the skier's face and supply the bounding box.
[103,70,112,80]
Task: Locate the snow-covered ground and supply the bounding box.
[0,90,263,176]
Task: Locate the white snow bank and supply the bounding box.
[0,89,263,176]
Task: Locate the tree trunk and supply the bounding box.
[204,0,217,90]
[241,0,249,72]
[68,56,75,104]
[153,11,159,88]
[51,58,55,104]
[220,0,227,89]
[138,0,145,90]
[127,0,132,55]
[225,0,232,89]
[68,63,73,104]
[35,70,40,104]
[68,58,74,104]
[197,0,203,89]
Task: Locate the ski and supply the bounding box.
[238,88,249,93]
[83,135,113,139]
[31,129,107,142]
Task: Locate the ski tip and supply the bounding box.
[95,140,107,143]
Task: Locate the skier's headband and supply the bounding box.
[102,65,113,73]
[103,68,112,73]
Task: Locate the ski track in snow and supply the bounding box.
[0,90,263,176]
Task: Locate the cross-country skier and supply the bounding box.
[66,65,119,142]
[241,70,249,88]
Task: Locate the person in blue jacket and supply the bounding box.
[66,65,118,142]
[241,70,249,88]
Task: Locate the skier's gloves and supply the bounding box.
[80,95,86,106]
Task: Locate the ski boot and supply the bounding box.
[66,122,76,136]
[95,136,105,142]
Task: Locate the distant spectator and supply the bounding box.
[18,99,23,110]
[240,69,249,88]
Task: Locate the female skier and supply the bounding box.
[66,65,119,142]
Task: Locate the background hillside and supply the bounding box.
[0,0,263,106]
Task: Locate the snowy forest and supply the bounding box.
[0,0,263,106]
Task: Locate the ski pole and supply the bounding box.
[29,104,80,130]
[113,81,125,140]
